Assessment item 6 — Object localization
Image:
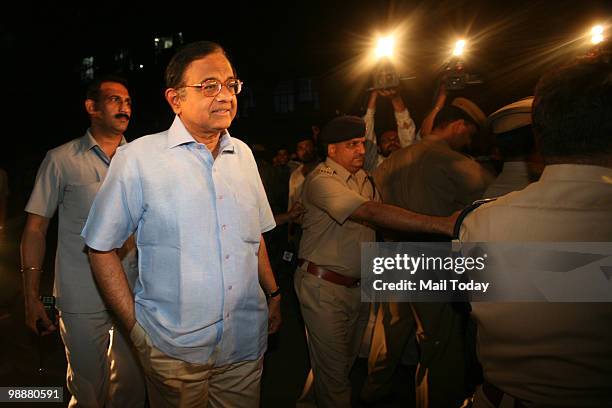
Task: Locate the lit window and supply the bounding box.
[154,36,174,51]
[81,56,94,81]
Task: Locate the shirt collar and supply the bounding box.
[540,164,612,184]
[81,129,127,152]
[325,157,368,184]
[167,115,235,153]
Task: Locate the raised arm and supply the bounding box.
[385,89,417,146]
[420,81,447,137]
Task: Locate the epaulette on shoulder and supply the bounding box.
[453,198,497,239]
[318,166,335,176]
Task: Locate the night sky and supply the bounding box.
[1,0,611,179]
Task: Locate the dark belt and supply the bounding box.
[482,381,527,408]
[298,259,360,288]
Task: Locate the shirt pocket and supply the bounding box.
[236,195,262,243]
[63,182,102,222]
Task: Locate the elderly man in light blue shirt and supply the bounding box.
[82,41,281,407]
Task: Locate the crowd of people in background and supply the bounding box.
[2,39,611,408]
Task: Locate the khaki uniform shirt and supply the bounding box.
[374,138,493,216]
[299,158,380,278]
[460,164,612,406]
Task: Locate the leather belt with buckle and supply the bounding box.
[298,259,360,288]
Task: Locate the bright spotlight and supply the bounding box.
[453,39,466,57]
[375,35,395,59]
[591,25,604,44]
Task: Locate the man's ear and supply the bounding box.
[85,99,98,116]
[165,88,182,114]
[327,143,336,158]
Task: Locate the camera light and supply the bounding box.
[591,25,604,44]
[453,40,466,57]
[375,35,395,59]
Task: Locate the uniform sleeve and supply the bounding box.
[306,175,368,224]
[395,109,417,146]
[81,148,143,251]
[24,152,62,218]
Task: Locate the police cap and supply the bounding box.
[319,116,366,145]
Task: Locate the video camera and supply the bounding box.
[370,62,416,91]
[442,39,484,91]
[444,59,484,91]
[368,34,415,91]
[372,63,400,90]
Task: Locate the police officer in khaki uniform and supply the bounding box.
[294,116,461,408]
[460,61,612,407]
[365,99,493,408]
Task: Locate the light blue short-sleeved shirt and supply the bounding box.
[25,131,136,313]
[82,116,276,365]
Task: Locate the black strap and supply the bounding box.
[453,198,497,239]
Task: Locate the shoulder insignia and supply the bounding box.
[318,166,335,176]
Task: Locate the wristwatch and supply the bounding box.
[266,287,281,298]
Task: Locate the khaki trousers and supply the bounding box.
[130,322,262,408]
[294,267,369,408]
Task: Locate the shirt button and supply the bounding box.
[228,285,232,290]
[225,254,230,260]
[218,195,224,200]
[226,313,230,318]
[222,224,227,231]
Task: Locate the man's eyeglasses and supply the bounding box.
[182,79,243,97]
